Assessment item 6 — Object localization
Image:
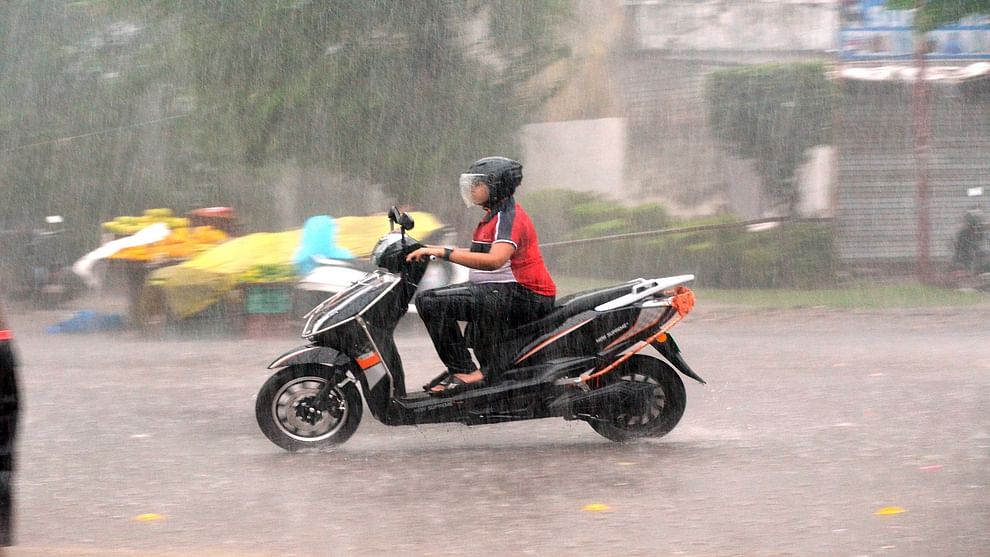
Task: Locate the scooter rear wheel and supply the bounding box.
[589,356,686,442]
[256,364,363,451]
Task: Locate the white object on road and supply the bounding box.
[71,223,172,288]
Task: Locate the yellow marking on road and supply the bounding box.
[874,506,906,515]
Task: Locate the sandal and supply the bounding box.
[429,374,485,397]
[422,371,452,392]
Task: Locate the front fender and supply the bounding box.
[268,345,351,370]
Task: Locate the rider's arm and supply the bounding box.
[406,243,514,271]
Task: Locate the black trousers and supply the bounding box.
[415,282,554,378]
[0,341,18,546]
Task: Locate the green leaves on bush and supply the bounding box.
[520,189,671,244]
[705,62,835,215]
[671,223,836,288]
[522,189,836,288]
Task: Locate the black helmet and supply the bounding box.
[464,156,523,207]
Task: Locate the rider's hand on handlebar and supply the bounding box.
[406,246,443,262]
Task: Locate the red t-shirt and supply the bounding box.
[469,198,556,297]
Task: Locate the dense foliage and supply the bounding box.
[522,190,836,289]
[704,62,835,216]
[125,1,571,202]
[0,1,571,239]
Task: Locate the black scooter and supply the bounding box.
[255,208,705,451]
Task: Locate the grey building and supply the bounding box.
[835,0,990,271]
[619,0,836,217]
[835,68,990,268]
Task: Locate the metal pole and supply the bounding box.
[913,18,932,283]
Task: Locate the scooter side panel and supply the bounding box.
[511,308,643,366]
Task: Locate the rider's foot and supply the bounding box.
[422,370,452,392]
[430,370,484,394]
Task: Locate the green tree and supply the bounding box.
[0,1,572,240]
[704,62,835,216]
[0,2,160,236]
[886,0,990,33]
[111,0,571,212]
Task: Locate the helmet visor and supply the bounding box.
[459,173,487,207]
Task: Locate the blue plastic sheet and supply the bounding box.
[46,310,126,334]
[292,216,353,275]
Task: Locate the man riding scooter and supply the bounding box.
[406,156,556,396]
[256,199,700,451]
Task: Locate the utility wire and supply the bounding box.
[539,217,832,250]
[1,113,191,154]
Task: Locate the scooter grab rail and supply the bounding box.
[594,274,694,312]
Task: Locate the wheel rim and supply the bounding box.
[272,376,349,442]
[618,372,665,427]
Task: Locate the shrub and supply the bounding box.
[521,189,836,288]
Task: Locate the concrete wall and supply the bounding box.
[797,146,835,217]
[614,1,835,217]
[522,2,837,217]
[628,0,836,53]
[520,118,627,201]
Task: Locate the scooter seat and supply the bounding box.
[499,281,636,342]
[554,281,638,313]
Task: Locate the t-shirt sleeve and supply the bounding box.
[493,209,518,247]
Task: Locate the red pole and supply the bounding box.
[913,36,932,283]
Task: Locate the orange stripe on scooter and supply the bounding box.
[514,318,593,364]
[603,309,666,352]
[356,353,382,369]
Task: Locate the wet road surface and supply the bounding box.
[5,301,989,556]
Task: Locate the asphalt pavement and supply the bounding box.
[4,298,989,556]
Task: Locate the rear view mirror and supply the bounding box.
[396,212,415,231]
[387,206,415,231]
[387,206,402,224]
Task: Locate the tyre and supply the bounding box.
[255,364,363,451]
[589,355,686,442]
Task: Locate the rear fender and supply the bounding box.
[267,345,351,370]
[651,334,706,385]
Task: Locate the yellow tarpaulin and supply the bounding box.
[142,212,444,319]
[335,212,443,257]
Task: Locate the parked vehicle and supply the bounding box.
[27,216,82,307]
[255,208,704,451]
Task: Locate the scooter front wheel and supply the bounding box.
[256,364,363,452]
